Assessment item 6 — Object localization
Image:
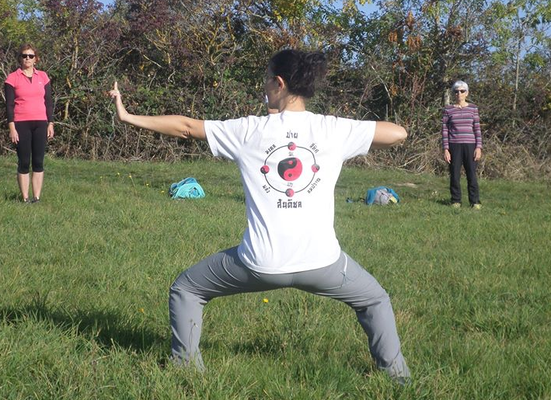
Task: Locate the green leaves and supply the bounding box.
[0,0,549,172]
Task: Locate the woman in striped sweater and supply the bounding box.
[442,80,482,209]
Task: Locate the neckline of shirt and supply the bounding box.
[18,68,37,78]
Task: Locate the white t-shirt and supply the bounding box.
[205,111,375,274]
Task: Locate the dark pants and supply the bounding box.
[449,143,480,205]
[15,120,48,174]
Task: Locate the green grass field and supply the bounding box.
[1,155,550,399]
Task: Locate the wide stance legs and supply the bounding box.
[169,247,409,381]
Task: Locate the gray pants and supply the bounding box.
[169,247,409,378]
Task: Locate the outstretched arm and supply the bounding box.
[371,121,407,149]
[109,82,206,141]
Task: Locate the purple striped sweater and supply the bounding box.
[441,104,482,150]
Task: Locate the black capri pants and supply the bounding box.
[15,120,48,174]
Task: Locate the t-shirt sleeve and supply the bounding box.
[204,117,250,161]
[39,71,50,85]
[5,72,16,87]
[335,117,376,160]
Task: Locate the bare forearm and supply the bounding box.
[371,121,407,149]
[109,81,206,140]
[121,114,206,140]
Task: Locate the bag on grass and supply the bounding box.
[365,186,399,205]
[169,177,205,199]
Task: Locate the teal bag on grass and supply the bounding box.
[169,177,205,199]
[365,186,399,205]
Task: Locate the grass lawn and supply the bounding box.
[1,155,550,399]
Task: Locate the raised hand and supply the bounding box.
[106,81,206,140]
[108,81,128,122]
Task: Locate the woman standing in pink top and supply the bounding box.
[4,43,54,203]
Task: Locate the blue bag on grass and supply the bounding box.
[365,186,399,205]
[169,177,205,199]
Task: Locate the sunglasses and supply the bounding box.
[454,89,467,94]
[20,54,35,59]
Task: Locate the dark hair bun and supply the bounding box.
[270,50,327,98]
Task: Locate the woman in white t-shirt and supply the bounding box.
[109,49,410,384]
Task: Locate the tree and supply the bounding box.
[0,0,41,83]
[486,0,551,111]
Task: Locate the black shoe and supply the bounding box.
[31,197,40,203]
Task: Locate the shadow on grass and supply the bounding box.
[3,191,21,202]
[436,198,453,206]
[0,294,165,353]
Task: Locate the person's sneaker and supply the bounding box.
[472,203,482,210]
[31,197,40,204]
[451,202,461,208]
[22,198,30,204]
